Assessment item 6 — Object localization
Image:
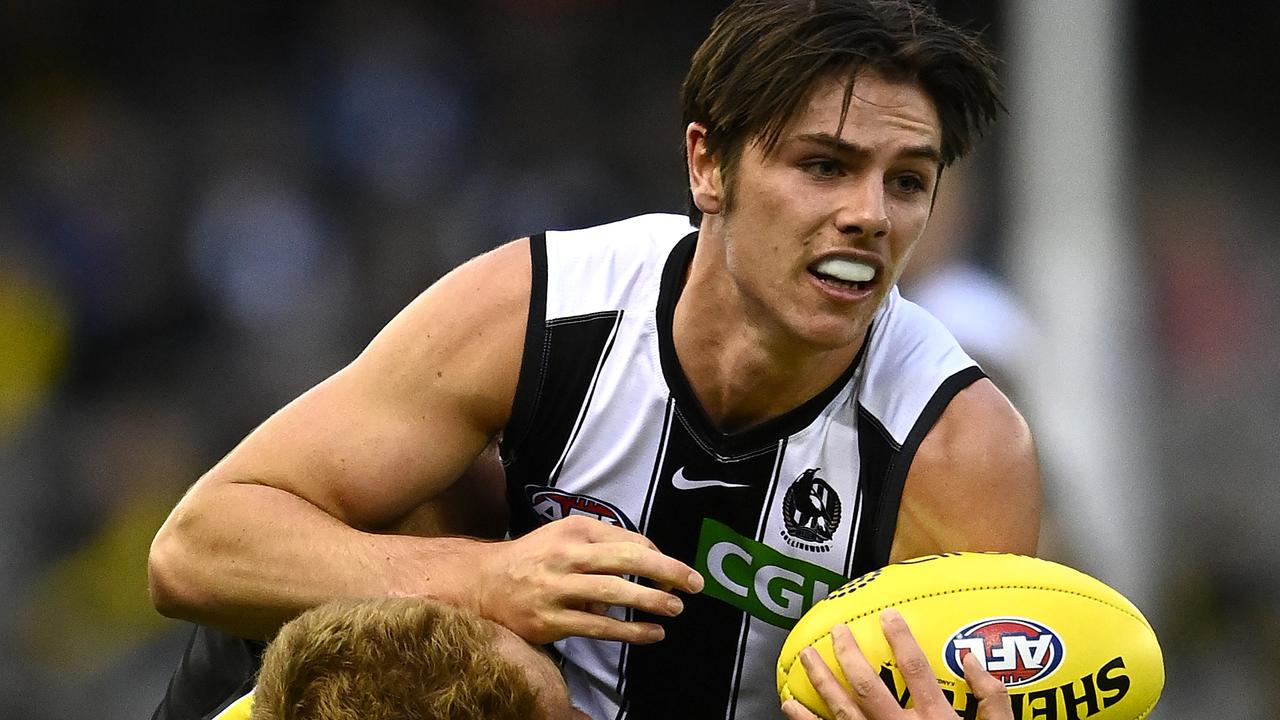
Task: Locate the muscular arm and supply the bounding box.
[149,238,699,643]
[149,240,530,638]
[889,378,1041,562]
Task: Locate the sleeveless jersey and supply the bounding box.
[152,213,982,720]
[499,213,984,720]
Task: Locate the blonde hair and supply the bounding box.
[251,598,544,720]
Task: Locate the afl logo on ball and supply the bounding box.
[944,617,1064,687]
[526,486,636,531]
[780,468,841,552]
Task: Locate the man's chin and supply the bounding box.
[788,319,874,355]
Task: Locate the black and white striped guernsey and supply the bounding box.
[499,213,985,720]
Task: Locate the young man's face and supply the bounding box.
[702,71,942,352]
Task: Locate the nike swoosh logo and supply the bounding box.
[671,467,749,490]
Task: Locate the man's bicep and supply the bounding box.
[200,239,532,530]
[889,378,1041,562]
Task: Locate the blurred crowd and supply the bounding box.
[1,1,1277,718]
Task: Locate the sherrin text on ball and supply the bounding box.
[777,552,1164,720]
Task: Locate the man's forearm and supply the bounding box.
[148,480,486,639]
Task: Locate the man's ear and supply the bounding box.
[686,122,724,216]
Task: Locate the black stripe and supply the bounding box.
[869,365,987,565]
[502,309,624,536]
[725,613,753,720]
[619,416,781,719]
[500,232,549,464]
[549,311,624,484]
[725,438,789,720]
[615,398,676,704]
[844,486,865,578]
[849,405,900,574]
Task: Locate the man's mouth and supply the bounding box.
[809,256,876,291]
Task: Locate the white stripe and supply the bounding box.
[548,311,624,484]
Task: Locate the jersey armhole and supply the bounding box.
[500,232,548,465]
[871,364,987,564]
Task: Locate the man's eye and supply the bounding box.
[893,174,926,193]
[805,160,840,177]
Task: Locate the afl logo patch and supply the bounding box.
[780,468,841,552]
[944,617,1064,687]
[526,486,636,532]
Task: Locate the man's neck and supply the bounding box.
[671,242,864,434]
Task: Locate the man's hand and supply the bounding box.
[475,516,704,645]
[781,609,1012,720]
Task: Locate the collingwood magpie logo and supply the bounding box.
[781,468,842,552]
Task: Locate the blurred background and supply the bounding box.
[1,1,1277,717]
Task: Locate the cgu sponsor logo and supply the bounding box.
[526,486,637,531]
[879,656,1132,720]
[694,518,848,630]
[944,618,1064,687]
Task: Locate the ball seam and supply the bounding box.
[779,583,1151,677]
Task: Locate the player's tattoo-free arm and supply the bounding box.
[148,239,532,638]
[889,378,1041,562]
[148,238,701,642]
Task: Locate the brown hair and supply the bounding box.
[682,0,1003,223]
[251,598,545,720]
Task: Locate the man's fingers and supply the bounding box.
[567,541,704,594]
[963,652,1014,720]
[780,698,822,720]
[878,609,950,714]
[799,646,868,720]
[553,609,667,644]
[562,574,685,618]
[962,651,1003,696]
[828,624,902,718]
[491,517,704,645]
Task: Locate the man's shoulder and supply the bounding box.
[546,213,695,250]
[892,375,1041,559]
[536,213,693,319]
[857,288,982,443]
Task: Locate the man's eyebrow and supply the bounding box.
[793,132,942,165]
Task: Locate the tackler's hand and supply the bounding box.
[781,609,1013,720]
[475,515,703,645]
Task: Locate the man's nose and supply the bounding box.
[834,176,890,239]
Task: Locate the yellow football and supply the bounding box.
[777,552,1164,720]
